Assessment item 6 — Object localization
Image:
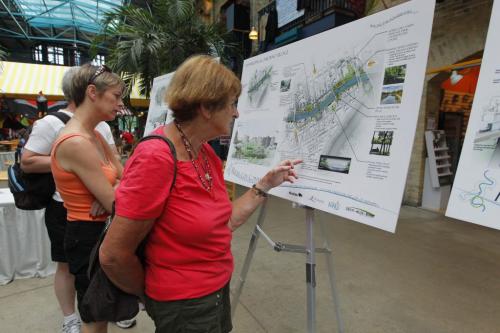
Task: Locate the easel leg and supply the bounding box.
[305,207,316,333]
[319,218,345,333]
[231,198,269,318]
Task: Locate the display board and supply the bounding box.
[446,0,500,230]
[224,0,435,232]
[143,72,175,136]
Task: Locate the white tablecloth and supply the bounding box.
[0,151,16,171]
[0,188,55,285]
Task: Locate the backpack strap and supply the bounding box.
[87,135,177,279]
[48,111,71,124]
[135,135,177,192]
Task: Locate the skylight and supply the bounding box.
[13,0,124,34]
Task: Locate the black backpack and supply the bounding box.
[8,112,71,210]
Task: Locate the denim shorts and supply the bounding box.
[64,220,106,323]
[145,283,232,333]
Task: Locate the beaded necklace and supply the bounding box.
[174,121,213,191]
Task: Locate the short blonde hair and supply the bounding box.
[71,64,125,107]
[166,55,241,122]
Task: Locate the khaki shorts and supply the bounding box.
[145,283,232,333]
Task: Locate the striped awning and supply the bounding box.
[0,61,148,106]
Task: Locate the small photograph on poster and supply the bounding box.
[280,79,291,92]
[318,155,351,174]
[231,130,277,166]
[383,64,407,85]
[380,84,403,105]
[247,66,273,108]
[370,131,394,156]
[154,85,168,107]
[476,97,500,136]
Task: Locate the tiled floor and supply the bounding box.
[1,193,500,332]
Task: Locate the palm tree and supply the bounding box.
[0,46,7,61]
[93,0,238,98]
[365,0,388,15]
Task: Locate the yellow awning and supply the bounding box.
[0,61,149,107]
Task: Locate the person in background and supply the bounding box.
[21,66,135,332]
[100,55,301,333]
[132,126,141,140]
[49,64,123,333]
[120,130,134,156]
[36,90,48,116]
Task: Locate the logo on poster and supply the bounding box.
[328,201,340,210]
[308,195,325,205]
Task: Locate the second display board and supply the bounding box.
[224,0,436,232]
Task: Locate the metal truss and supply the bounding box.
[0,0,127,46]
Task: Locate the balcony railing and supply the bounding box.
[302,0,355,22]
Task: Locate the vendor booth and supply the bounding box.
[0,61,148,107]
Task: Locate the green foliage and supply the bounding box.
[0,46,7,61]
[383,65,406,84]
[234,142,268,160]
[365,0,381,15]
[92,0,238,97]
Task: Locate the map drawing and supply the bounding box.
[225,0,436,232]
[447,0,500,230]
[144,72,175,136]
[247,66,273,108]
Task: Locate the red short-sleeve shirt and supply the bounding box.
[115,126,233,301]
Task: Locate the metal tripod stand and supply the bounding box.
[231,199,345,333]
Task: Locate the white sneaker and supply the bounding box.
[62,318,81,333]
[115,318,137,329]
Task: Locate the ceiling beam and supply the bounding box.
[0,0,29,39]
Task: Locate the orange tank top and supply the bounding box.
[51,133,118,222]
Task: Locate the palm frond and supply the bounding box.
[93,0,238,97]
[365,0,381,15]
[0,47,7,61]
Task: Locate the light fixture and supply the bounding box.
[450,70,463,85]
[249,26,258,40]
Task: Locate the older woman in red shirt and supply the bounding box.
[100,55,300,333]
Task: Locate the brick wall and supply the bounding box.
[246,0,494,206]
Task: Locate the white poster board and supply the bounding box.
[446,0,500,230]
[224,0,435,233]
[143,72,175,136]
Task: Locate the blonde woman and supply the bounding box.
[51,64,124,333]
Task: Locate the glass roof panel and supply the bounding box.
[13,0,124,33]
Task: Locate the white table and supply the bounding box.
[0,151,16,171]
[0,188,55,285]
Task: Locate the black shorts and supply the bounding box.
[64,221,106,323]
[145,283,232,333]
[44,199,68,262]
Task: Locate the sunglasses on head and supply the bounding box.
[88,64,111,85]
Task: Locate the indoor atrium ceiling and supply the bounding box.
[0,0,128,48]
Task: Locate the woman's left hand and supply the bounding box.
[257,159,302,192]
[90,200,107,218]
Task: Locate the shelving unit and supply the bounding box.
[425,130,453,188]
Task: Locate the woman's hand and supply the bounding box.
[90,200,107,218]
[257,159,302,192]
